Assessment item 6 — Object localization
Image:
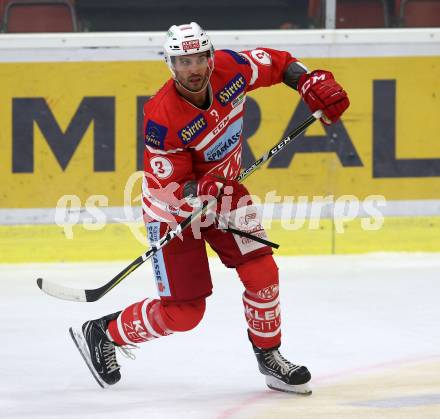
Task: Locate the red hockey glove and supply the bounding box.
[180,173,242,202]
[196,173,241,198]
[298,70,349,125]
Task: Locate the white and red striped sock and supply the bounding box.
[107,298,173,345]
[242,291,281,349]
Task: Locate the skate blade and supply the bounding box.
[265,375,312,395]
[69,327,108,389]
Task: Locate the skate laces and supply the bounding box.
[103,341,120,374]
[102,342,138,374]
[264,350,301,376]
[116,343,138,361]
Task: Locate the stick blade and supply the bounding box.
[36,278,87,302]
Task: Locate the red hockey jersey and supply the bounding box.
[142,48,298,223]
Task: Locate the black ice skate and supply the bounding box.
[69,311,133,388]
[251,342,312,394]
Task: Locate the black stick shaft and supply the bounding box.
[87,111,320,301]
[40,111,321,302]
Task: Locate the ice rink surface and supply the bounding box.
[1,253,440,419]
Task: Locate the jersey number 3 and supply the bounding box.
[150,156,173,179]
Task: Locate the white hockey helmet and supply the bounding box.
[164,22,214,74]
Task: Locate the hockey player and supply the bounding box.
[70,22,349,394]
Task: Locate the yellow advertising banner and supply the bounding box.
[1,56,440,210]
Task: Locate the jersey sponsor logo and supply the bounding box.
[244,305,281,323]
[240,212,258,227]
[182,39,200,51]
[131,320,149,341]
[212,145,242,179]
[167,204,180,215]
[146,222,171,297]
[150,156,173,179]
[258,284,280,300]
[229,206,268,255]
[212,115,230,137]
[204,118,242,161]
[231,92,245,108]
[250,49,272,66]
[178,114,207,144]
[215,74,247,106]
[145,119,167,150]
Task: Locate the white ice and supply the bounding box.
[1,253,440,419]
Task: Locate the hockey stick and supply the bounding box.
[222,227,279,249]
[37,110,322,302]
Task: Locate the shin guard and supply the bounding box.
[238,255,281,349]
[243,291,281,349]
[107,298,173,345]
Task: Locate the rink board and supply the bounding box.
[1,216,440,263]
[0,29,439,261]
[1,56,440,208]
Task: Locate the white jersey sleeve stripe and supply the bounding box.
[142,176,193,219]
[240,52,258,86]
[142,199,174,223]
[146,145,184,155]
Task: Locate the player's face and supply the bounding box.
[173,52,211,92]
